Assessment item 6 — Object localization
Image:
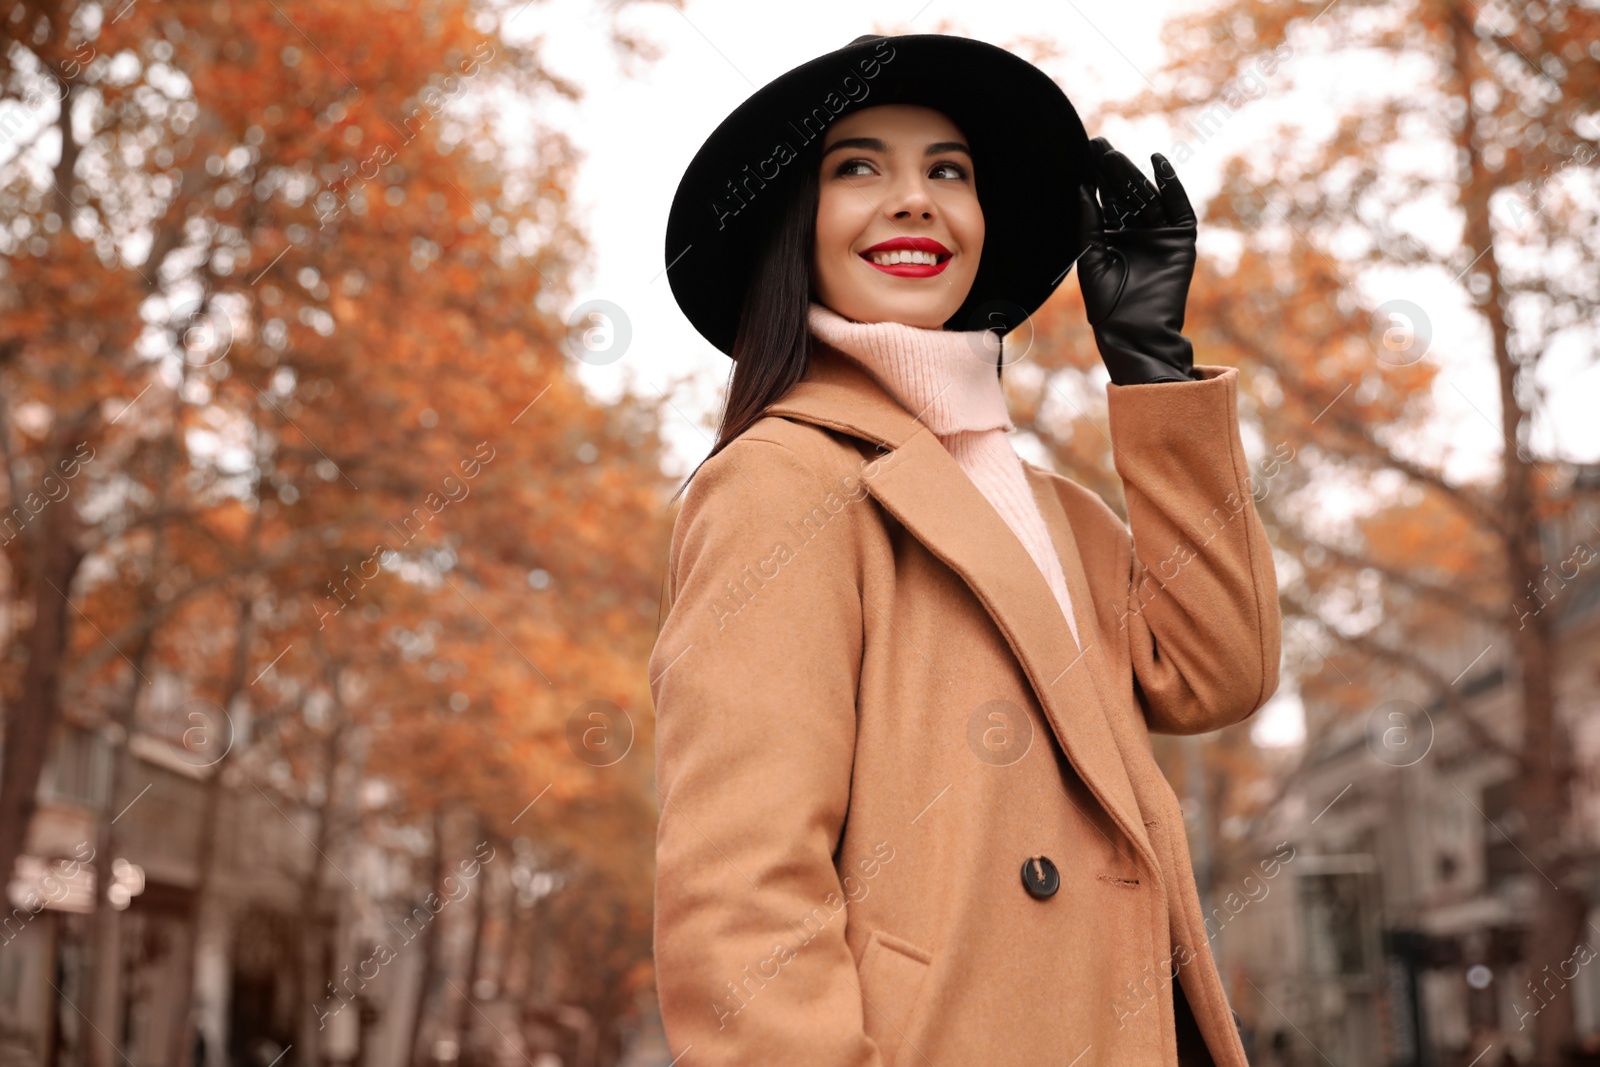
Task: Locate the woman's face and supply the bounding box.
[812,104,982,329]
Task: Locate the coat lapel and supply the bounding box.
[764,344,1159,878]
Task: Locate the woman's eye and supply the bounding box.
[931,161,968,180]
[836,158,874,177]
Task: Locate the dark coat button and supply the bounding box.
[1021,855,1060,899]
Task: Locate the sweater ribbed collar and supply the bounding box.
[807,301,1014,437]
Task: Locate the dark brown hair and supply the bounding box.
[666,153,818,507]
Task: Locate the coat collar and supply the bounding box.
[765,342,1159,878]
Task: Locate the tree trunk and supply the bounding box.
[293,686,349,1067]
[456,833,491,1062]
[172,603,251,1067]
[159,297,263,1067]
[407,811,447,1067]
[84,635,152,1067]
[1445,4,1581,1062]
[0,466,86,896]
[0,80,89,907]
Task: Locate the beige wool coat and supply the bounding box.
[649,339,1282,1066]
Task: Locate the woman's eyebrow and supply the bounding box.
[820,137,972,160]
[820,136,887,159]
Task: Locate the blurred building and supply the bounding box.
[1216,470,1600,1066]
[0,714,634,1067]
[0,722,431,1067]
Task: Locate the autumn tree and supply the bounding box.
[1017,1,1600,1063]
[2,1,674,1064]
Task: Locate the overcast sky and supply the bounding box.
[512,0,1600,747]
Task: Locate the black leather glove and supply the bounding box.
[1075,136,1200,385]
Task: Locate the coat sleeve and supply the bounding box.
[649,431,886,1067]
[1104,365,1282,735]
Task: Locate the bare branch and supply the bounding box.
[1211,318,1506,533]
[1277,525,1502,625]
[1282,593,1522,770]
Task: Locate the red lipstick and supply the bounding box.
[858,236,952,278]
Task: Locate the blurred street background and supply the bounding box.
[1,0,1598,1065]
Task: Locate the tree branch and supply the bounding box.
[1282,592,1522,771]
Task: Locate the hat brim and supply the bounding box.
[664,34,1093,358]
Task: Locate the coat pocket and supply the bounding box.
[856,927,933,1066]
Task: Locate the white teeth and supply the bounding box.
[867,249,943,265]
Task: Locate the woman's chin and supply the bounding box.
[830,289,967,330]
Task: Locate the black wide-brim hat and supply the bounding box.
[664,32,1093,358]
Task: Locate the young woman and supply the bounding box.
[651,33,1281,1067]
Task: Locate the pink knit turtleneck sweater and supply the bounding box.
[807,301,1081,648]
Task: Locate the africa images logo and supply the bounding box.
[708,38,898,232]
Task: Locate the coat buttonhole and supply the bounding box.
[1097,873,1141,889]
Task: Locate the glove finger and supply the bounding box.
[1087,135,1114,173]
[1076,180,1105,240]
[1151,152,1197,228]
[1086,137,1119,214]
[1096,147,1164,229]
[1074,183,1113,279]
[1074,182,1128,327]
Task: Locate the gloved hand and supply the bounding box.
[1075,136,1200,385]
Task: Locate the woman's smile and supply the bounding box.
[857,236,953,277]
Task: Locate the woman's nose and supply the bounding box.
[882,171,936,220]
